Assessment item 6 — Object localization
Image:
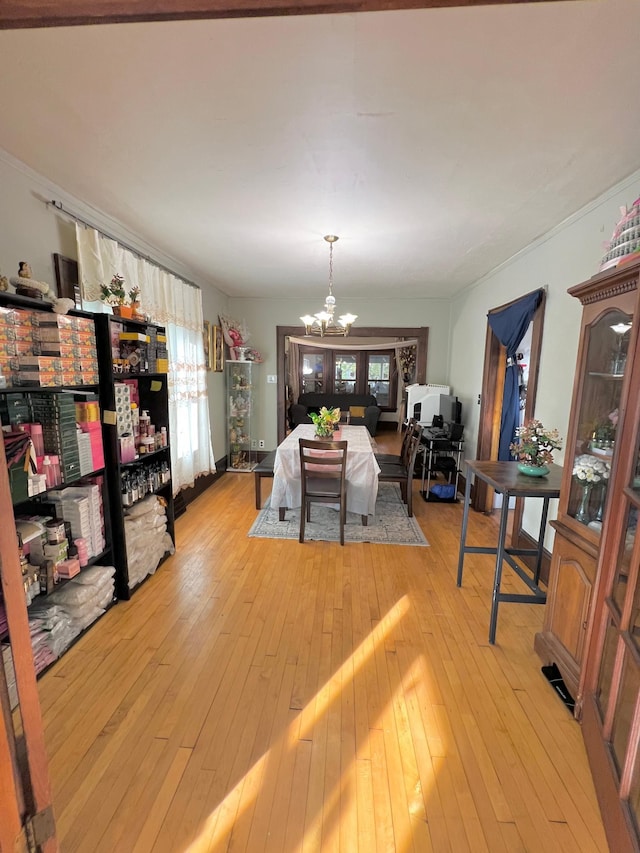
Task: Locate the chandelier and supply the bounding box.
[300,235,357,336]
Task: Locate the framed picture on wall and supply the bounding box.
[213,324,224,372]
[203,320,212,371]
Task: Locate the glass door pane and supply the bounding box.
[367,353,391,406]
[611,644,640,776]
[334,354,357,394]
[614,505,638,618]
[302,351,326,394]
[597,616,620,722]
[567,308,632,532]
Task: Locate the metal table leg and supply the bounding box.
[456,466,473,587]
[488,495,510,644]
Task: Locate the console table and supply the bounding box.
[457,460,563,643]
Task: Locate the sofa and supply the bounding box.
[290,392,381,436]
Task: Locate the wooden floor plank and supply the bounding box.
[34,433,609,852]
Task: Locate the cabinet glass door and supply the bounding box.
[591,408,640,841]
[567,308,632,532]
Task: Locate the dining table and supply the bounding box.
[270,424,381,517]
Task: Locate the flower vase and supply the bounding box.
[517,462,550,477]
[595,483,607,523]
[575,483,592,524]
[315,428,333,439]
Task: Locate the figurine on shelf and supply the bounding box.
[10,261,51,300]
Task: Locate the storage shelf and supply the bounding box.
[27,546,114,601]
[111,372,168,380]
[34,598,117,679]
[120,446,169,467]
[13,467,106,508]
[122,480,171,510]
[0,291,93,318]
[94,313,175,600]
[0,384,99,395]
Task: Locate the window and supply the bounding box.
[334,353,358,394]
[367,353,392,406]
[301,350,327,393]
[299,346,398,409]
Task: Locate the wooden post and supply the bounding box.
[0,437,58,851]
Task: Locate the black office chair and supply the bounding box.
[299,438,349,545]
[377,425,423,517]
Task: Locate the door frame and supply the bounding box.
[474,289,547,570]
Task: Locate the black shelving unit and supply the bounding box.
[0,291,116,677]
[94,314,175,599]
[419,432,465,502]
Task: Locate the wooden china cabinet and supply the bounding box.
[576,256,640,852]
[535,260,639,721]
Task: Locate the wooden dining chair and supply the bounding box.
[375,417,418,465]
[299,438,349,545]
[377,424,423,517]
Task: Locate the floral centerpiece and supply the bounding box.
[572,453,611,524]
[309,406,341,438]
[510,418,562,475]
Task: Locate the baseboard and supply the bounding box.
[377,421,399,432]
[177,461,226,511]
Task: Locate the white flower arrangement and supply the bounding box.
[572,454,610,484]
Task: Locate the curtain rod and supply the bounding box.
[47,199,200,291]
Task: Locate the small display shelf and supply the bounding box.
[226,361,257,472]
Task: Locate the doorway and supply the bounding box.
[275,326,429,445]
[474,290,547,574]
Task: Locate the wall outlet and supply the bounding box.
[267,374,277,384]
[259,439,265,449]
[251,439,257,449]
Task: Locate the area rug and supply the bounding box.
[248,483,429,546]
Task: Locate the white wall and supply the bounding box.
[4,144,640,481]
[0,150,231,463]
[449,168,640,542]
[227,295,453,450]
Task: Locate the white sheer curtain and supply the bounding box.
[76,224,215,493]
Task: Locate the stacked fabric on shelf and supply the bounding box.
[28,565,116,666]
[124,495,174,589]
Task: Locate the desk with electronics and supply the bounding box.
[418,420,465,502]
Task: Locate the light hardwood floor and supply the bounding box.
[38,432,609,852]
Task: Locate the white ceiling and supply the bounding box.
[0,0,639,300]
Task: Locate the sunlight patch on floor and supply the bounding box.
[184,594,446,852]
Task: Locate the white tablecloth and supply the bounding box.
[270,424,381,516]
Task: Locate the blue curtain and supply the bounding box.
[488,289,544,461]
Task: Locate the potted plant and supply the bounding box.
[510,418,562,476]
[309,406,341,438]
[128,285,141,317]
[100,274,132,318]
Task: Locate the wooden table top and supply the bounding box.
[465,460,563,497]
